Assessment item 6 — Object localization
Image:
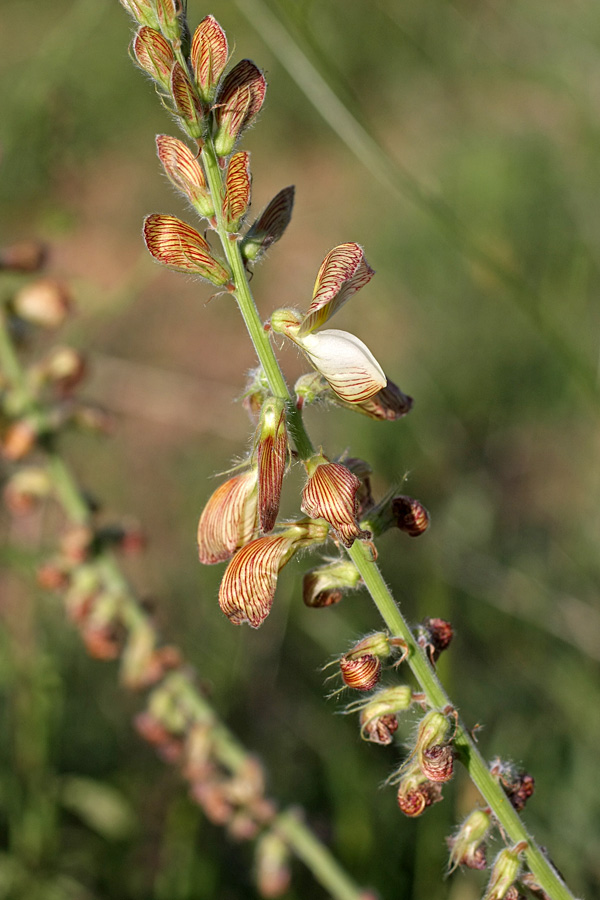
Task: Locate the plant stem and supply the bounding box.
[194,140,577,900]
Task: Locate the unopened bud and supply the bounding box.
[12,278,71,329]
[302,557,361,608]
[170,62,204,139]
[447,808,491,871]
[256,397,288,533]
[1,419,38,460]
[156,135,214,218]
[190,15,228,104]
[397,763,443,817]
[132,27,174,91]
[222,151,252,233]
[0,239,46,273]
[484,845,526,900]
[391,495,430,536]
[143,214,231,285]
[119,0,160,28]
[3,466,51,514]
[214,59,267,157]
[241,186,295,262]
[339,654,381,692]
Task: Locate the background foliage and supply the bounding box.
[1,1,599,898]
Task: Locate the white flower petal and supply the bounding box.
[297,329,386,403]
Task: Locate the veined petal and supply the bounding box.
[143,214,231,285]
[156,135,214,218]
[197,470,258,564]
[241,186,294,262]
[297,329,386,403]
[299,243,374,335]
[214,59,267,157]
[218,534,297,627]
[301,458,369,548]
[170,62,203,138]
[190,15,228,103]
[132,27,174,90]
[222,151,251,232]
[256,397,288,533]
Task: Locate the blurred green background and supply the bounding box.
[1,0,600,898]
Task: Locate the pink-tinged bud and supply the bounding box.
[143,214,231,285]
[218,532,298,627]
[1,419,38,460]
[414,711,454,783]
[0,239,46,273]
[397,765,443,817]
[391,495,430,536]
[214,60,267,157]
[301,454,369,548]
[302,557,361,607]
[255,831,291,898]
[241,186,295,262]
[119,0,160,29]
[490,759,535,812]
[298,243,375,336]
[156,135,214,218]
[416,617,453,664]
[222,151,252,232]
[353,685,413,743]
[3,467,52,514]
[190,15,228,103]
[12,278,71,329]
[197,469,258,564]
[132,27,174,91]
[447,808,491,872]
[484,845,526,900]
[255,397,288,533]
[170,63,204,139]
[339,653,381,691]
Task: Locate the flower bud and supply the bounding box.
[397,763,443,817]
[302,557,361,607]
[170,62,204,139]
[1,418,38,460]
[447,808,491,871]
[490,759,535,812]
[301,453,369,548]
[197,468,258,564]
[12,278,71,329]
[414,711,454,783]
[3,466,52,514]
[339,654,381,691]
[132,27,174,91]
[0,239,46,273]
[241,186,295,262]
[118,0,160,28]
[154,0,181,43]
[190,15,228,104]
[416,617,453,664]
[391,495,430,536]
[218,523,326,627]
[298,242,374,336]
[156,135,214,218]
[222,151,251,232]
[484,845,526,900]
[213,60,267,157]
[255,397,288,533]
[143,214,231,285]
[254,831,291,898]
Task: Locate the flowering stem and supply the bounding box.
[0,308,368,900]
[201,141,315,461]
[196,142,575,900]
